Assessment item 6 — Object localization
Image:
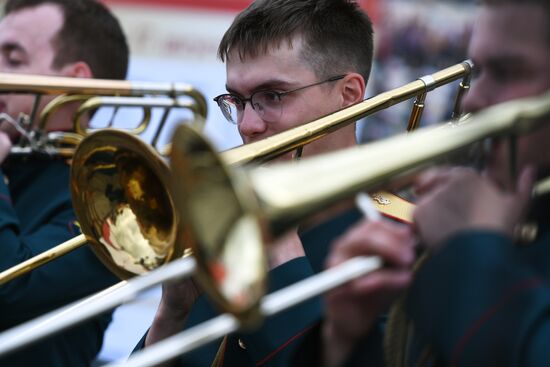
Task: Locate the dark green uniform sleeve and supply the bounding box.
[234,256,322,366]
[406,230,550,367]
[290,320,385,367]
[160,257,322,367]
[0,159,119,367]
[0,162,118,324]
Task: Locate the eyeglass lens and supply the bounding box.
[218,91,282,124]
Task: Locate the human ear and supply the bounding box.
[339,73,365,107]
[60,61,93,79]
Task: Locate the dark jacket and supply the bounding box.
[0,155,118,366]
[293,197,550,367]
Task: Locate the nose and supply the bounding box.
[238,102,267,142]
[462,76,492,114]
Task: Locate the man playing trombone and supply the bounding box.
[137,0,378,366]
[0,0,128,365]
[297,0,550,366]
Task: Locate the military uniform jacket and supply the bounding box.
[336,197,550,367]
[135,208,362,367]
[0,156,118,366]
[291,197,550,367]
[406,226,550,367]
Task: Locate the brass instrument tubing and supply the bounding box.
[407,92,427,132]
[452,59,474,120]
[29,94,41,129]
[0,235,86,285]
[0,256,196,356]
[223,61,473,166]
[108,256,381,367]
[0,90,548,360]
[111,91,550,367]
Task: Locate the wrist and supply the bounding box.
[157,293,196,321]
[145,303,191,347]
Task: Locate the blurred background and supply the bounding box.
[0,0,476,363]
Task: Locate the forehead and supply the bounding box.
[469,5,549,60]
[0,4,64,49]
[225,38,316,92]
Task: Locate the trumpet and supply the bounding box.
[0,72,207,157]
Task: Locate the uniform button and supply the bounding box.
[3,175,8,186]
[238,338,247,350]
[515,223,538,244]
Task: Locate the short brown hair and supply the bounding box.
[218,0,374,84]
[5,0,129,80]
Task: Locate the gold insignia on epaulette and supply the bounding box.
[371,191,414,223]
[372,193,391,205]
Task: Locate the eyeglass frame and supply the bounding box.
[213,74,347,125]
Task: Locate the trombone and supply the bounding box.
[0,60,471,284]
[114,90,550,367]
[0,61,476,353]
[0,72,207,157]
[0,130,185,284]
[223,59,473,165]
[1,89,547,364]
[0,73,208,284]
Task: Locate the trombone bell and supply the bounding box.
[171,127,267,326]
[71,129,182,279]
[169,90,550,326]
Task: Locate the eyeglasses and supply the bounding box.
[213,74,346,125]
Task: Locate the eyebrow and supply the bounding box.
[225,78,299,96]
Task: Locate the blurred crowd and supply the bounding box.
[359,5,472,142]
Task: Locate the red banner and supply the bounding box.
[104,0,380,22]
[104,0,251,12]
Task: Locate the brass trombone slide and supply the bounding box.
[0,90,548,360]
[73,95,206,155]
[223,59,473,165]
[0,61,468,285]
[0,72,207,156]
[0,72,204,98]
[109,91,550,367]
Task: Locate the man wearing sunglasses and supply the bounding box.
[135,1,379,366]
